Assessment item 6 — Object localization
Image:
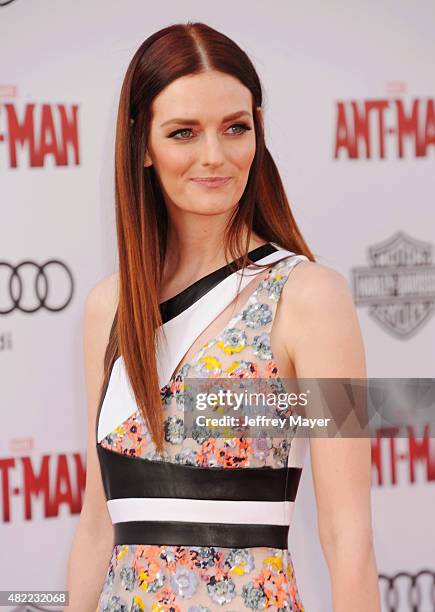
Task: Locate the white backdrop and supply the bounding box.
[1,1,434,611]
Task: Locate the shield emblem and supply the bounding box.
[351,232,435,338]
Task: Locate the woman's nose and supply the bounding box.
[199,133,226,166]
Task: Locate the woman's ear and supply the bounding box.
[144,150,152,167]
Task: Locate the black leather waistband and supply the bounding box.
[97,444,302,502]
[114,520,289,549]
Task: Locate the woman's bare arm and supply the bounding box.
[281,262,381,612]
[65,274,118,611]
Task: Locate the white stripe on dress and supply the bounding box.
[106,497,295,526]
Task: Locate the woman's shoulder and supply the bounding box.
[278,258,365,376]
[277,258,356,342]
[282,258,351,305]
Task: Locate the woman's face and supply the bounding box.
[144,70,259,217]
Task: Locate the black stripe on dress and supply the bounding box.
[97,444,302,502]
[159,242,278,323]
[113,520,290,549]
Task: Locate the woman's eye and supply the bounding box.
[227,123,252,135]
[168,123,252,140]
[169,128,193,140]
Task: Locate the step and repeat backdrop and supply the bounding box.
[1,1,434,611]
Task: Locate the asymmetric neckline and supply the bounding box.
[159,242,277,324]
[96,244,307,443]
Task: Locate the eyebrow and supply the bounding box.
[159,110,252,128]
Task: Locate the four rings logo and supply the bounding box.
[351,231,435,339]
[378,569,435,611]
[0,260,74,314]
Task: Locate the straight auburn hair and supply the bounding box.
[100,21,316,453]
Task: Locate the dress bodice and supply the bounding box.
[95,243,310,611]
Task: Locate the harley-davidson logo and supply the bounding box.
[351,231,435,338]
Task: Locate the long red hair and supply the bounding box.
[100,21,316,452]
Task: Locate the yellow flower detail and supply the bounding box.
[217,339,244,355]
[132,595,145,610]
[226,362,241,373]
[222,426,235,440]
[231,562,248,576]
[114,425,125,436]
[198,355,221,370]
[264,555,283,571]
[151,605,165,612]
[139,568,149,590]
[116,545,128,560]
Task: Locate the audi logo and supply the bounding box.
[379,569,435,611]
[0,260,74,314]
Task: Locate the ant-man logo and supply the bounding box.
[0,260,74,314]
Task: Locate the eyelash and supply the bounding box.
[168,122,252,140]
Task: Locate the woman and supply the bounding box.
[67,22,380,611]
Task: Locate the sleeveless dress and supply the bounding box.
[95,242,309,612]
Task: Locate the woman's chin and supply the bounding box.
[175,195,238,216]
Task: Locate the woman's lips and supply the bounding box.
[190,177,231,188]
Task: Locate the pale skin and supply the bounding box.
[66,69,381,611]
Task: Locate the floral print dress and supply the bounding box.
[96,255,308,611]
